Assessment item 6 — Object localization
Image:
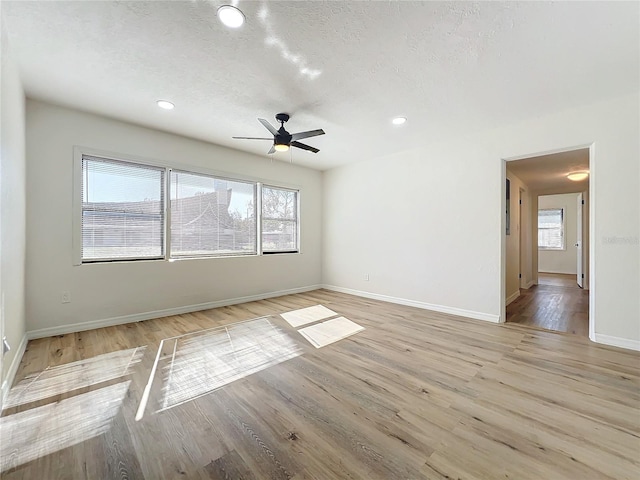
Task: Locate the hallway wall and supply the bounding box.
[505,171,532,304]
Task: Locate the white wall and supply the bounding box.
[0,14,27,391]
[323,92,639,348]
[25,100,323,334]
[538,193,579,275]
[505,171,532,304]
[323,139,504,322]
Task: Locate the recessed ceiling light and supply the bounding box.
[156,100,175,110]
[392,116,407,125]
[217,5,245,28]
[567,171,589,181]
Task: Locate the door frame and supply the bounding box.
[500,143,595,342]
[519,188,526,289]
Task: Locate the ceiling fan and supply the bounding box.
[233,113,325,154]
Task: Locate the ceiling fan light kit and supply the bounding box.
[233,113,325,155]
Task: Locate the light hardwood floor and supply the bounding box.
[506,273,589,336]
[2,289,638,479]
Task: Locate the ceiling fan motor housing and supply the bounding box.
[275,112,290,123]
[275,113,292,146]
[276,129,292,146]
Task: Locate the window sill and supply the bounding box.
[79,251,302,265]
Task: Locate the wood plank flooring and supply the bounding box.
[506,273,589,336]
[538,272,579,287]
[2,289,638,479]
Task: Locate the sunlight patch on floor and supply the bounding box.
[297,317,364,348]
[137,317,302,419]
[280,304,338,327]
[0,381,130,473]
[4,347,145,410]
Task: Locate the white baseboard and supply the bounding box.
[1,333,28,406]
[27,284,322,340]
[506,290,520,306]
[524,280,535,289]
[593,333,640,352]
[322,284,500,323]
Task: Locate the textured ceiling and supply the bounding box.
[507,148,590,194]
[2,1,638,170]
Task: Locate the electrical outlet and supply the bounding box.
[364,273,370,281]
[61,292,71,304]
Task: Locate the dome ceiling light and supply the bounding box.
[217,5,245,28]
[567,171,589,181]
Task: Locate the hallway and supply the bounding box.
[506,273,589,336]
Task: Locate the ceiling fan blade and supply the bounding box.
[258,118,279,135]
[291,141,320,153]
[232,136,273,140]
[291,129,325,141]
[267,145,276,155]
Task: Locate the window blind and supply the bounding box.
[538,208,564,249]
[170,171,256,257]
[262,186,298,252]
[81,156,165,261]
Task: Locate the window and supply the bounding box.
[170,171,256,257]
[76,151,300,263]
[81,156,165,262]
[538,208,564,250]
[261,186,299,253]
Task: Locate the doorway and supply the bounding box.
[501,146,593,338]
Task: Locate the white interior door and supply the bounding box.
[576,193,584,288]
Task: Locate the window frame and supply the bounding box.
[73,147,301,265]
[538,207,566,251]
[261,184,301,255]
[79,155,167,263]
[169,169,258,259]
